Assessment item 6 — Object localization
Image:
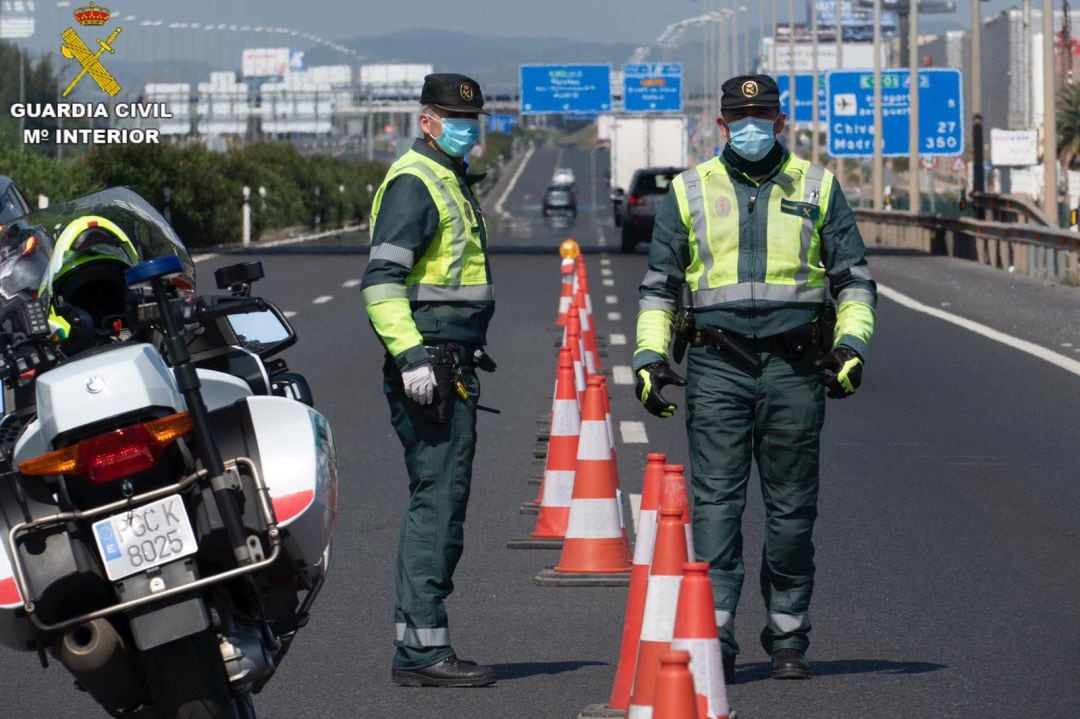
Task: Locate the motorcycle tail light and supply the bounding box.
[20,412,194,484]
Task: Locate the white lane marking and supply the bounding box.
[629,492,642,534]
[1062,342,1073,348]
[603,279,615,286]
[192,253,219,264]
[612,365,634,384]
[494,143,536,219]
[312,295,333,305]
[610,333,627,345]
[619,421,649,444]
[608,311,622,321]
[601,258,612,266]
[879,284,1080,378]
[284,311,298,318]
[343,279,361,288]
[601,268,613,277]
[605,295,618,304]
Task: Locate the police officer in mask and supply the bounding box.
[362,73,496,688]
[633,74,877,682]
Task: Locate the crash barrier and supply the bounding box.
[854,208,1080,285]
[969,192,1054,227]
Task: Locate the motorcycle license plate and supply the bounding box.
[92,494,199,581]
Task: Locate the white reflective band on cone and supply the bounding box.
[559,297,571,312]
[616,488,625,529]
[550,400,580,436]
[768,611,810,634]
[670,637,731,717]
[639,574,683,642]
[576,420,611,460]
[580,305,592,331]
[627,706,653,719]
[573,360,586,394]
[633,510,658,565]
[565,498,622,538]
[541,470,575,506]
[685,524,696,561]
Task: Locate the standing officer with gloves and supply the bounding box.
[633,75,876,682]
[361,73,496,688]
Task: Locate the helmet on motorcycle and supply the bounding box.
[39,215,139,348]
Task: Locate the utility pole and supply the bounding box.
[873,0,884,210]
[760,0,767,71]
[1043,0,1059,223]
[908,0,920,212]
[1024,0,1033,127]
[788,0,797,150]
[771,0,779,75]
[972,0,985,208]
[811,0,820,164]
[731,0,739,74]
[835,0,845,187]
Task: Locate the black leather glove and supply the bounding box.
[635,361,686,418]
[814,346,863,399]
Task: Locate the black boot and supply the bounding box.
[722,654,736,685]
[392,655,497,688]
[770,649,810,679]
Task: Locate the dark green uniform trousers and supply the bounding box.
[685,344,825,658]
[384,358,480,670]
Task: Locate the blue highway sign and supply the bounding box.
[623,63,683,112]
[776,74,828,127]
[520,65,612,115]
[487,115,518,134]
[826,68,964,158]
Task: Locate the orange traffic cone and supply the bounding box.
[576,279,603,376]
[672,562,730,719]
[535,377,631,587]
[566,306,587,407]
[627,493,689,717]
[509,349,580,550]
[652,651,702,719]
[607,452,668,711]
[663,464,695,562]
[555,257,576,327]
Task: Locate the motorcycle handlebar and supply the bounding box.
[192,298,268,323]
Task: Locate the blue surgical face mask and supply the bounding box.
[431,116,481,158]
[727,117,776,162]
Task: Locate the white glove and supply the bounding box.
[402,361,437,405]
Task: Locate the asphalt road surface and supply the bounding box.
[2,143,1078,718]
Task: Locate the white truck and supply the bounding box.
[608,115,689,251]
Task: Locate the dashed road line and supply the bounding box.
[619,421,649,444]
[879,284,1080,378]
[629,493,642,533]
[601,268,613,277]
[284,311,298,318]
[603,279,615,286]
[605,295,618,304]
[192,253,219,264]
[601,258,612,266]
[612,366,634,385]
[343,279,361,288]
[494,143,536,219]
[609,333,627,345]
[608,311,622,321]
[312,295,333,305]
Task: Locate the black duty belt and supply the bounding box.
[689,330,789,353]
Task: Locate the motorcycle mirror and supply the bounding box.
[224,302,296,359]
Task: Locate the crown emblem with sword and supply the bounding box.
[60,2,123,98]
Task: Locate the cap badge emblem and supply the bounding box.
[742,80,759,98]
[459,82,474,102]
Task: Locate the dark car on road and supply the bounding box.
[615,166,684,253]
[543,183,577,217]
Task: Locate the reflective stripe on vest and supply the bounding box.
[370,149,490,302]
[675,156,833,309]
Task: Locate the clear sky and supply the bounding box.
[12,0,1024,57]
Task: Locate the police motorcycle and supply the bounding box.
[0,188,338,718]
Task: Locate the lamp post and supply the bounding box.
[788,0,797,150]
[908,0,920,212]
[811,0,820,164]
[873,0,884,210]
[971,0,985,206]
[835,0,845,186]
[772,0,779,74]
[1043,0,1058,223]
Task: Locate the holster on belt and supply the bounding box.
[422,343,460,425]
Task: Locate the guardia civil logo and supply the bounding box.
[60,2,123,98]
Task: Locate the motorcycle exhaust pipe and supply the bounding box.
[56,619,145,711]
